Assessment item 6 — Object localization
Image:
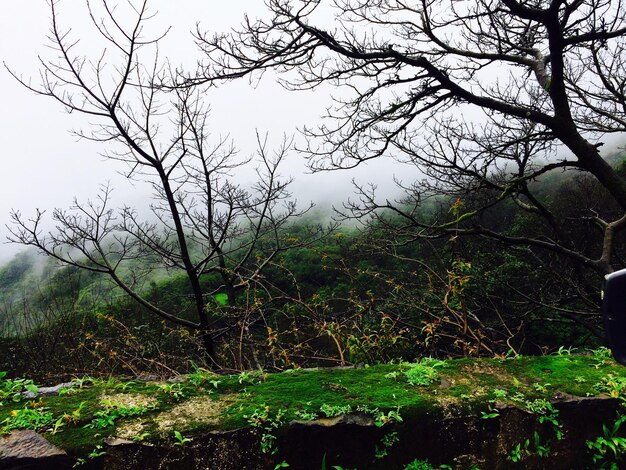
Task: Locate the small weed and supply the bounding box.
[72,376,96,389]
[556,346,576,356]
[492,388,507,399]
[532,382,551,393]
[47,416,66,435]
[157,382,186,401]
[173,430,192,447]
[188,363,219,388]
[404,358,445,386]
[375,431,399,459]
[480,407,500,420]
[63,401,87,424]
[522,398,552,415]
[320,403,352,418]
[595,375,626,400]
[238,370,265,385]
[1,406,55,432]
[132,431,151,442]
[245,405,286,455]
[587,414,626,467]
[0,372,40,405]
[85,402,150,429]
[88,445,106,459]
[404,459,452,470]
[294,409,318,421]
[374,408,403,427]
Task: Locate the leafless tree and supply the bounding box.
[193,0,626,276]
[5,0,312,363]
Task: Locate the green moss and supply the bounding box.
[2,353,626,460]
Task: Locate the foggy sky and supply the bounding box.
[0,1,412,263]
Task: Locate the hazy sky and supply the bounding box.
[0,1,411,263]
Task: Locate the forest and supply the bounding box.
[0,148,625,378]
[1,0,626,468]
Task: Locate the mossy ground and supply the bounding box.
[1,350,625,461]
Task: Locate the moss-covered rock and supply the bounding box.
[1,352,626,469]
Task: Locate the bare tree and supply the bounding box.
[192,0,626,276]
[6,0,311,363]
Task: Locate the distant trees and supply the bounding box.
[6,0,310,363]
[194,0,626,273]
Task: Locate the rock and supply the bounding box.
[104,437,134,447]
[135,374,160,382]
[22,382,76,399]
[440,377,452,388]
[167,375,188,383]
[292,412,375,428]
[0,430,73,469]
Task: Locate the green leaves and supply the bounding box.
[587,414,626,465]
[214,293,229,306]
[173,430,192,447]
[404,358,445,386]
[1,406,54,432]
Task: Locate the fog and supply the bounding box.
[0,1,416,264]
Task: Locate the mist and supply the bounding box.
[0,1,416,264]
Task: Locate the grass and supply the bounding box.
[1,351,625,460]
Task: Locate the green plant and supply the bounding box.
[523,398,552,415]
[480,407,500,420]
[403,459,452,470]
[404,359,445,386]
[538,406,563,441]
[556,346,576,356]
[188,363,219,388]
[47,416,66,435]
[320,453,353,470]
[238,370,264,385]
[173,430,192,447]
[532,382,551,393]
[374,408,403,427]
[587,414,626,467]
[509,439,531,463]
[294,409,318,421]
[245,405,286,455]
[507,402,561,462]
[132,431,151,442]
[157,382,186,401]
[320,403,352,418]
[591,347,613,359]
[88,445,106,459]
[596,375,626,400]
[71,376,96,389]
[0,372,40,405]
[274,462,290,469]
[1,406,55,432]
[85,402,150,429]
[533,431,551,458]
[492,388,507,399]
[375,431,399,459]
[63,401,87,424]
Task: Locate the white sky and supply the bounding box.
[0,1,411,263]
